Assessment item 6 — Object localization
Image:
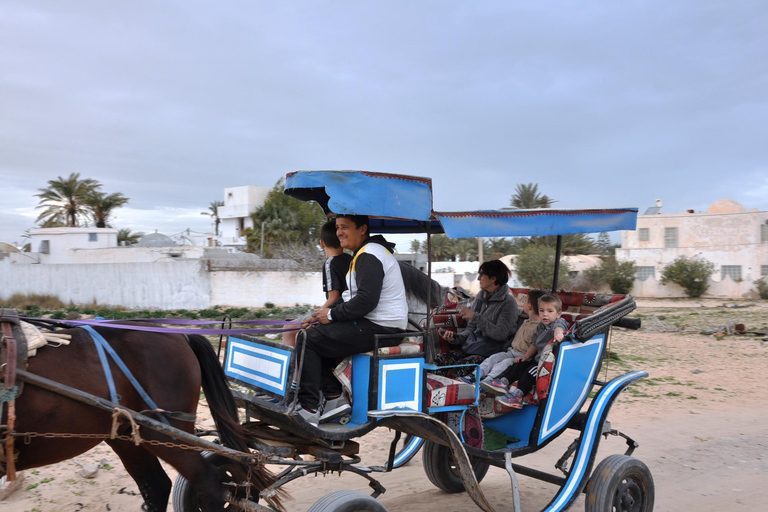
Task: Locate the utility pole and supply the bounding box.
[260,221,266,257]
[477,237,484,263]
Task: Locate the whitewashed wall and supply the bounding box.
[0,259,324,309]
[210,271,324,308]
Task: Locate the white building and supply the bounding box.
[218,186,271,249]
[617,199,768,297]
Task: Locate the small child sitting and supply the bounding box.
[480,293,569,409]
[461,289,544,383]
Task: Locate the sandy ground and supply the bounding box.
[2,300,767,512]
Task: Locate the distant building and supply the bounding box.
[218,186,271,249]
[617,199,768,297]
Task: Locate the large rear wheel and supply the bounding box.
[585,454,654,512]
[307,490,388,512]
[422,440,490,493]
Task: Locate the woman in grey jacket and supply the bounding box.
[439,260,520,369]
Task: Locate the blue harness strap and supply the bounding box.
[81,325,170,425]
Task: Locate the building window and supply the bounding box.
[636,266,655,281]
[664,227,678,248]
[761,265,768,276]
[638,228,649,241]
[721,265,742,281]
[762,224,768,243]
[39,240,50,254]
[88,233,98,242]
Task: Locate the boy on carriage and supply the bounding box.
[283,219,352,347]
[481,293,568,408]
[296,214,408,426]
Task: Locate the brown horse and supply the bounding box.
[2,326,277,511]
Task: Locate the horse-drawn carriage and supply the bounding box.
[0,170,653,512]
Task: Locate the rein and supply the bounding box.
[21,316,308,335]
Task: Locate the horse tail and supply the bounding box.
[399,261,445,308]
[186,334,282,507]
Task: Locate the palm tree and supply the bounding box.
[117,228,144,246]
[209,200,225,236]
[509,183,555,209]
[88,191,130,228]
[36,173,102,227]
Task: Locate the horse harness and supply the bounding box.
[0,308,27,481]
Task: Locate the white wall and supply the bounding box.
[0,259,324,309]
[210,271,324,308]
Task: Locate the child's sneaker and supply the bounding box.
[495,387,524,409]
[480,378,509,396]
[457,375,475,384]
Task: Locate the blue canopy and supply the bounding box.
[285,170,434,222]
[284,170,637,236]
[434,208,638,238]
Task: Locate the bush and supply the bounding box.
[755,277,768,300]
[660,256,715,298]
[582,255,637,294]
[2,293,65,310]
[514,244,570,289]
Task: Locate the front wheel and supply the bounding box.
[172,452,252,511]
[585,454,655,512]
[422,440,490,493]
[307,490,388,512]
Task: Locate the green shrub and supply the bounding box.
[660,256,715,298]
[514,244,570,289]
[755,277,768,300]
[582,255,636,294]
[224,307,250,318]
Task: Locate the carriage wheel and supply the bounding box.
[307,490,388,512]
[585,454,655,512]
[386,433,423,469]
[172,452,252,511]
[422,440,490,494]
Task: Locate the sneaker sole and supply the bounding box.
[320,404,352,423]
[480,381,508,396]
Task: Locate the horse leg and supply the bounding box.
[106,440,172,512]
[142,442,226,512]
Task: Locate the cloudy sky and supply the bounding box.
[1,1,767,246]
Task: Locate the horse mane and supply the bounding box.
[399,261,445,308]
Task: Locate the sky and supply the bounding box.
[2,1,767,247]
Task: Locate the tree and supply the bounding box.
[582,255,637,294]
[208,200,225,236]
[117,228,144,246]
[484,238,516,259]
[509,183,555,209]
[409,239,423,253]
[245,179,326,259]
[428,234,454,261]
[511,233,597,256]
[453,238,478,261]
[36,173,102,227]
[87,191,129,228]
[514,244,570,289]
[595,232,612,256]
[660,256,715,298]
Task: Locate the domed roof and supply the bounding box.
[137,232,176,247]
[705,199,745,214]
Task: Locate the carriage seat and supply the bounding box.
[508,289,626,327]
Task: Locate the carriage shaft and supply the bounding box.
[15,369,260,466]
